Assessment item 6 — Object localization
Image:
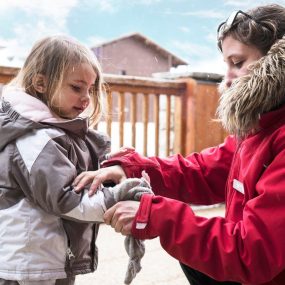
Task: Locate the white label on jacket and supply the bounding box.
[233,179,244,194]
[136,222,147,229]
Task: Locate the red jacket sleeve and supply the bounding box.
[132,146,285,284]
[104,135,236,205]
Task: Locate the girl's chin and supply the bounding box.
[60,113,79,120]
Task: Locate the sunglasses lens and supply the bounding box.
[217,10,240,40]
[226,11,239,27]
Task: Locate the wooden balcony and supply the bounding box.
[0,66,227,157]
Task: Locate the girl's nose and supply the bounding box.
[81,93,90,107]
[82,90,91,100]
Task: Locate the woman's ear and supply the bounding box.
[32,74,47,94]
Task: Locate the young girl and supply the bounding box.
[0,35,151,285]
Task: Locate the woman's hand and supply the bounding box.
[73,165,127,196]
[103,146,135,162]
[104,201,140,235]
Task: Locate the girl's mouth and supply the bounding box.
[73,106,84,112]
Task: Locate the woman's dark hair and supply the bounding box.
[217,4,285,55]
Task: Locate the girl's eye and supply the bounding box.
[89,87,95,96]
[71,85,81,92]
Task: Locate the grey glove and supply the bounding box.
[103,177,153,284]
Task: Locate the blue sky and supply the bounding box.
[1,0,285,74]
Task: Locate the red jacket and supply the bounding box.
[106,105,285,285]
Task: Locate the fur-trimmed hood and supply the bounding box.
[217,36,285,138]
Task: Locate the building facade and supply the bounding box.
[92,33,187,77]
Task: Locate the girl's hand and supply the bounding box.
[73,165,127,196]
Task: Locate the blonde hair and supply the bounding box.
[9,35,105,124]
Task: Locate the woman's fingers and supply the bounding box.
[104,201,139,235]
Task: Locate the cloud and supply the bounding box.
[83,0,162,13]
[224,0,285,9]
[0,0,164,65]
[170,39,226,74]
[171,54,226,75]
[85,36,108,48]
[164,9,224,19]
[89,0,116,12]
[137,0,162,4]
[223,0,252,7]
[0,0,80,66]
[180,10,224,19]
[189,56,226,74]
[0,36,31,67]
[0,0,78,20]
[172,40,214,58]
[205,31,219,43]
[179,26,190,33]
[0,0,79,42]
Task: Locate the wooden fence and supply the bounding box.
[0,66,227,157]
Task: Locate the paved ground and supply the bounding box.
[76,204,225,285]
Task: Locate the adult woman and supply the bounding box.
[74,4,285,285]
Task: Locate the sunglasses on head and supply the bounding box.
[217,10,267,40]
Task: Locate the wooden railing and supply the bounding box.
[0,66,226,157]
[101,74,187,156]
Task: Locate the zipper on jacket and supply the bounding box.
[90,224,98,271]
[65,237,75,275]
[66,235,75,260]
[60,220,76,277]
[61,221,75,262]
[66,247,75,260]
[65,231,75,273]
[90,224,95,270]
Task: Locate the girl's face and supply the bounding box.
[53,62,97,119]
[222,35,264,88]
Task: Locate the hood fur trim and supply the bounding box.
[217,36,285,138]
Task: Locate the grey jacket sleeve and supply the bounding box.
[13,128,107,222]
[63,177,153,223]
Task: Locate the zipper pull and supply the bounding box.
[66,248,75,260]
